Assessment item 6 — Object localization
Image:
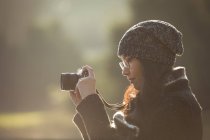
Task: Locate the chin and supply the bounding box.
[133,83,141,90]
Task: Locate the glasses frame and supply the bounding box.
[119,56,135,71]
[119,60,130,70]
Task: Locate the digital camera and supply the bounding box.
[60,68,88,91]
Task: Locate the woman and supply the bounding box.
[69,20,202,140]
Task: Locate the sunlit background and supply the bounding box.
[0,0,209,139]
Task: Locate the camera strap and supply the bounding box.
[96,89,125,111]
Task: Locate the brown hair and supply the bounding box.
[122,84,139,115]
[97,84,138,111]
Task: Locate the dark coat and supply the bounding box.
[73,67,202,140]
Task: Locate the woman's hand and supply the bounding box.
[69,88,82,106]
[76,65,96,100]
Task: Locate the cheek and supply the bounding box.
[129,58,143,80]
[129,70,141,85]
[133,67,143,83]
[135,74,142,84]
[133,67,142,78]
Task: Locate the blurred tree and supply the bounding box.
[0,0,83,112]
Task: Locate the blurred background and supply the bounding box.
[0,0,209,139]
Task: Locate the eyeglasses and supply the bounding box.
[119,60,130,70]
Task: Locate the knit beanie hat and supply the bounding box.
[117,20,184,65]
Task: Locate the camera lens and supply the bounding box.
[60,73,79,91]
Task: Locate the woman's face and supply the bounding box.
[119,56,143,90]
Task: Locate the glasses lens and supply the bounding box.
[123,61,128,68]
[119,60,130,70]
[119,62,124,70]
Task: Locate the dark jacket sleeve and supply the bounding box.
[73,113,89,140]
[76,94,139,140]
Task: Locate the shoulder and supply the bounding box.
[161,93,191,114]
[160,88,202,117]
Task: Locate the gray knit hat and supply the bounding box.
[117,20,184,65]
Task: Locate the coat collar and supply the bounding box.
[136,66,190,108]
[162,66,189,92]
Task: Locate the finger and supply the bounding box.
[82,65,95,78]
[69,90,76,99]
[70,90,74,94]
[75,87,79,94]
[70,90,75,95]
[74,88,81,98]
[76,92,81,100]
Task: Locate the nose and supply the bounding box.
[122,68,130,76]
